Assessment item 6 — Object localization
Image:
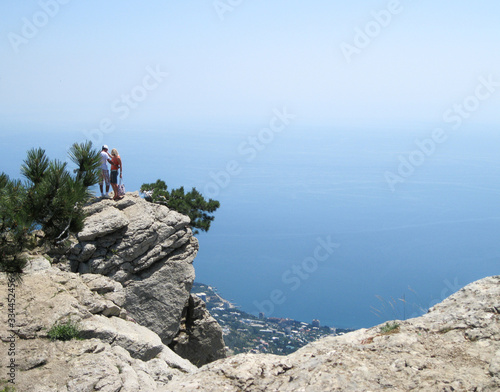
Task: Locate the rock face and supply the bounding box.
[66,193,197,345]
[169,294,227,367]
[0,263,196,391]
[61,192,225,365]
[164,276,500,392]
[2,192,498,390]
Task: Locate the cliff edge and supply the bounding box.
[0,192,226,390]
[0,191,498,391]
[62,192,226,365]
[0,265,197,391]
[163,275,500,392]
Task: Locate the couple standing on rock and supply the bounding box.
[99,145,123,201]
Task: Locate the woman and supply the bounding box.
[109,148,123,200]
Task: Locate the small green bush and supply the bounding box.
[47,319,82,341]
[380,321,400,335]
[0,380,16,392]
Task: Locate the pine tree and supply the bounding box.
[20,147,49,186]
[1,141,101,276]
[0,173,31,277]
[29,160,88,242]
[141,179,220,234]
[21,142,100,244]
[68,140,101,188]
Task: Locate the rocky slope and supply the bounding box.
[58,192,226,364]
[2,265,497,392]
[0,191,226,390]
[0,259,197,391]
[0,191,498,391]
[164,275,500,392]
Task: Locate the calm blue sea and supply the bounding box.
[1,124,499,329]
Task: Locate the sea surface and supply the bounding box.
[1,124,499,329]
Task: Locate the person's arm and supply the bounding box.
[119,157,123,178]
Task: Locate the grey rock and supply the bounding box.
[68,196,201,340]
[164,276,500,392]
[78,207,129,241]
[169,294,226,367]
[124,259,195,344]
[158,347,197,373]
[81,273,123,294]
[0,269,196,392]
[24,254,52,272]
[79,315,165,361]
[490,350,500,377]
[63,193,224,366]
[78,243,96,262]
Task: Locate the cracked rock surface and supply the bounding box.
[164,276,500,392]
[65,193,197,345]
[60,192,224,360]
[0,265,196,391]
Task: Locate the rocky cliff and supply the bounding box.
[2,263,497,391]
[0,192,498,391]
[0,192,226,390]
[65,193,198,344]
[163,275,500,392]
[60,192,226,364]
[0,260,197,391]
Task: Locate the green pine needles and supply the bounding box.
[0,141,100,276]
[141,179,220,234]
[68,141,101,188]
[0,174,30,276]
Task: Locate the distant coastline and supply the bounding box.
[192,282,354,356]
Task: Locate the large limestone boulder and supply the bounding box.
[164,276,500,391]
[65,193,197,344]
[79,315,166,361]
[77,206,129,241]
[62,192,225,366]
[0,267,196,392]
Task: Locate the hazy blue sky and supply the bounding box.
[1,1,499,328]
[1,1,499,131]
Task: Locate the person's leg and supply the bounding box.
[111,183,119,200]
[104,170,110,195]
[110,170,119,200]
[99,170,104,195]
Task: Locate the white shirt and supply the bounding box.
[100,151,109,170]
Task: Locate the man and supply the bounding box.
[99,145,112,198]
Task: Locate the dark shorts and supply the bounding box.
[110,170,118,184]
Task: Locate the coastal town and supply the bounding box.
[192,283,353,356]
